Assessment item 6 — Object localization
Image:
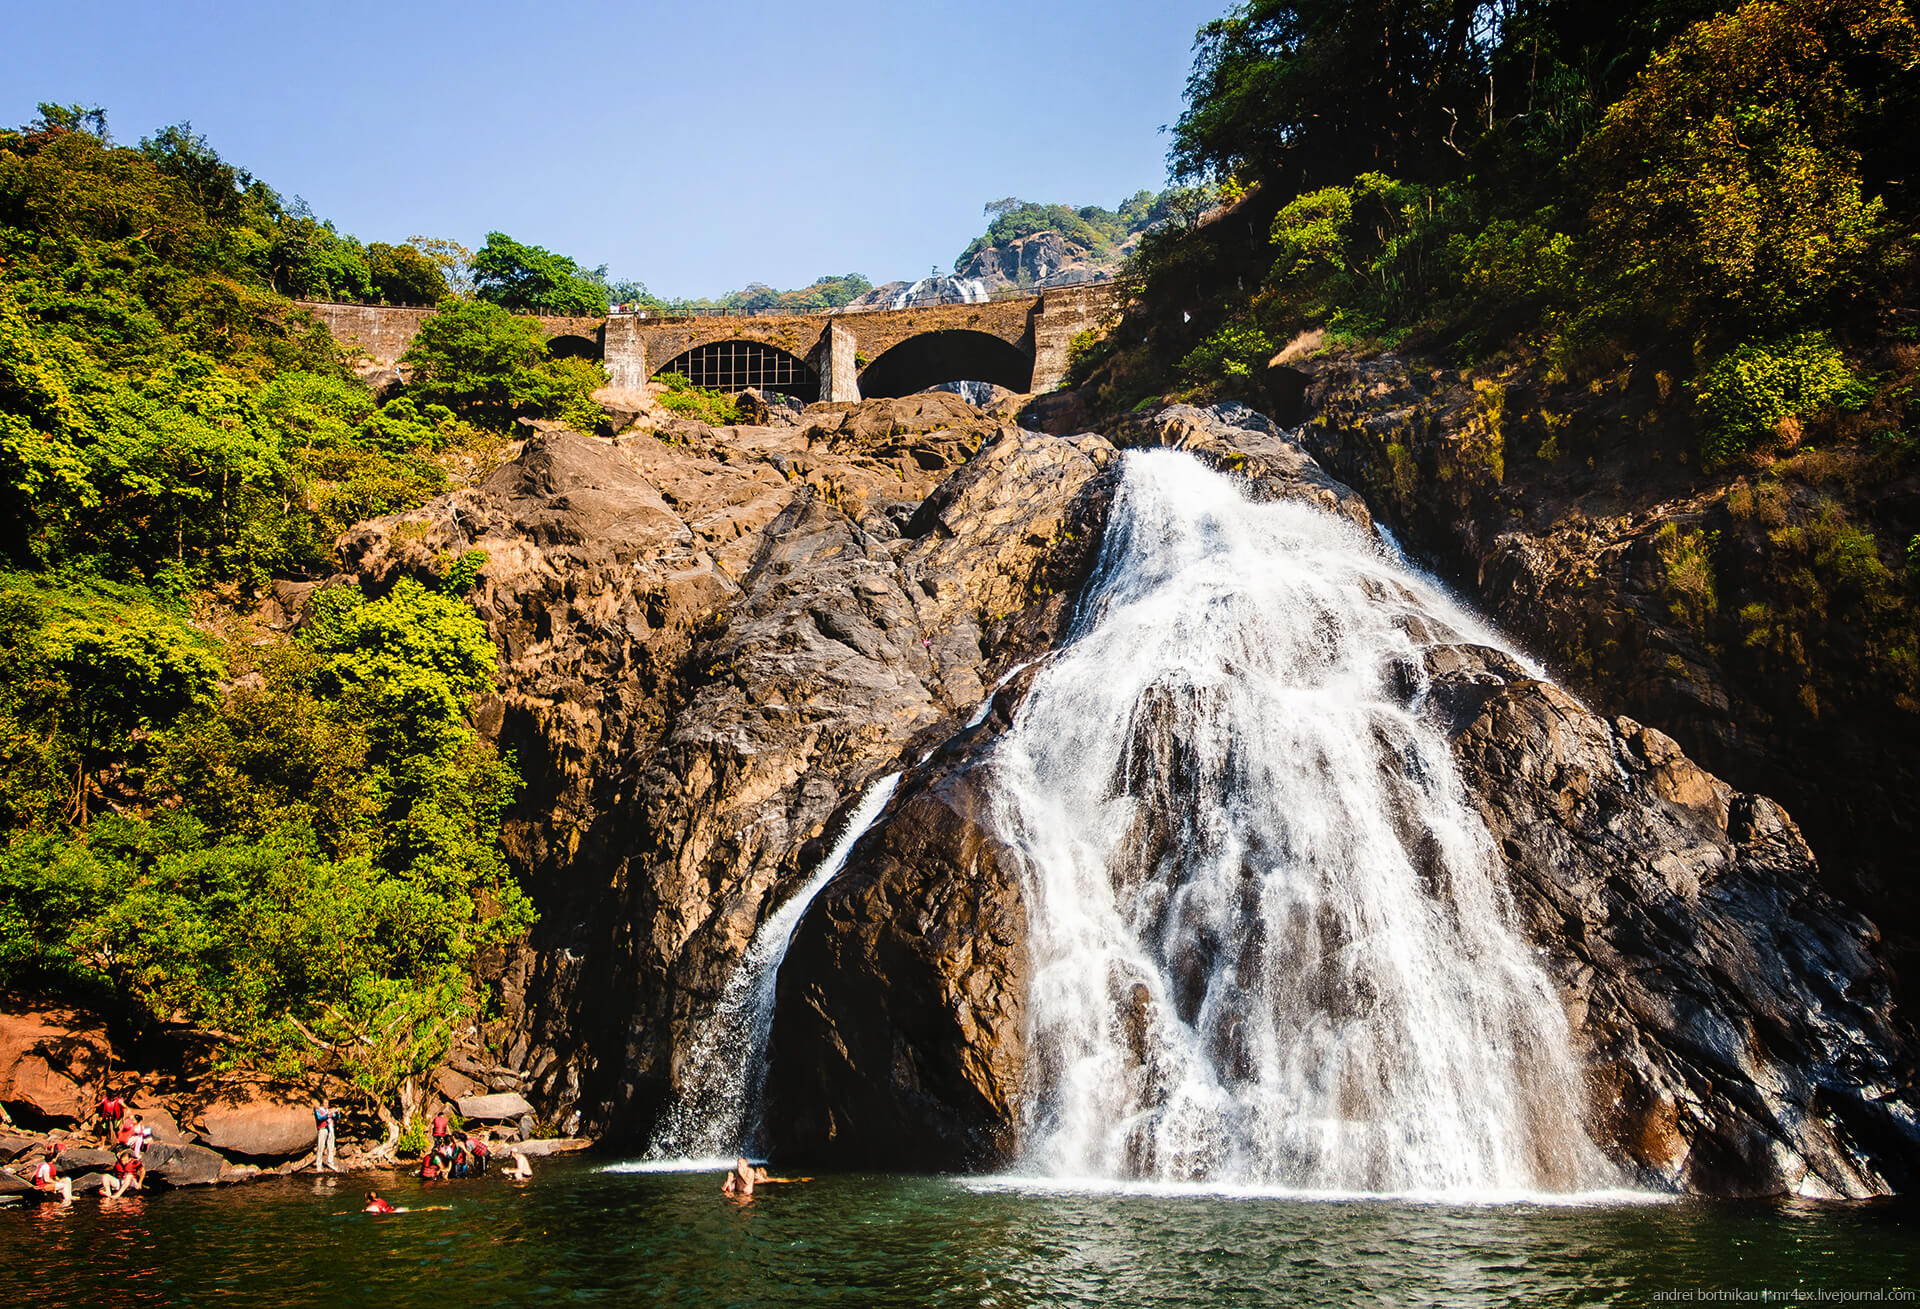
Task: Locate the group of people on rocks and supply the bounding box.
[15,1091,155,1206]
[414,1110,533,1184]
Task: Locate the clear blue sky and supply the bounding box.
[7,0,1227,299]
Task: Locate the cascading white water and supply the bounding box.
[992,449,1614,1195]
[886,276,991,309]
[645,772,901,1159]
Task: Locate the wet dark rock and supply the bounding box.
[767,757,1028,1170]
[1433,650,1920,1198]
[141,1141,227,1187]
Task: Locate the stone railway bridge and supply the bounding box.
[297,283,1124,403]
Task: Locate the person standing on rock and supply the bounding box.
[95,1090,126,1146]
[430,1109,451,1151]
[313,1096,339,1172]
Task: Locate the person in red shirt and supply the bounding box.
[363,1190,395,1213]
[96,1092,126,1146]
[30,1147,73,1205]
[430,1110,451,1149]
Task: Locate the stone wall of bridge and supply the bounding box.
[298,284,1129,399]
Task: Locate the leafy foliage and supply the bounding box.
[471,232,609,316]
[400,299,606,431]
[654,372,742,425]
[1693,333,1868,466]
[0,110,539,1114]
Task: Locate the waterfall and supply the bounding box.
[991,449,1613,1195]
[886,276,991,309]
[645,772,901,1160]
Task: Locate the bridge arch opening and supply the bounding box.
[546,332,602,361]
[857,330,1032,399]
[653,340,820,402]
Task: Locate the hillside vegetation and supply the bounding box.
[0,106,597,1116]
[1075,0,1920,969]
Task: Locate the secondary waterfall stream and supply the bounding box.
[646,772,901,1159]
[991,449,1614,1194]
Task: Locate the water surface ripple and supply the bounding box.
[3,1160,1913,1306]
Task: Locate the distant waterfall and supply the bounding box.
[646,773,901,1159]
[991,450,1612,1194]
[886,276,991,309]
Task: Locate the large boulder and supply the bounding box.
[197,1091,314,1159]
[0,1168,29,1195]
[52,1146,114,1172]
[456,1092,534,1121]
[768,736,1029,1170]
[0,1133,37,1161]
[142,1141,227,1187]
[0,1005,112,1122]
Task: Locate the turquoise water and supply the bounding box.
[2,1157,1915,1306]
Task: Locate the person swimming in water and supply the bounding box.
[363,1190,395,1214]
[721,1157,755,1197]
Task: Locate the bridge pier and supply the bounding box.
[812,322,861,403]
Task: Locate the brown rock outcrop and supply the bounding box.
[196,1091,314,1159]
[0,1005,112,1123]
[335,400,1113,1141]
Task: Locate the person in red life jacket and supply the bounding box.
[363,1190,395,1214]
[100,1149,144,1198]
[418,1152,442,1181]
[96,1091,126,1145]
[466,1136,488,1177]
[312,1096,339,1173]
[30,1146,74,1205]
[430,1110,451,1150]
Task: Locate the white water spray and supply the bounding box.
[646,772,901,1159]
[992,450,1612,1194]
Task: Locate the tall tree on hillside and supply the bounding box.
[1172,0,1508,190]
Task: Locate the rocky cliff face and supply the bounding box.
[337,394,1112,1140]
[341,395,1918,1196]
[766,405,1919,1195]
[954,230,1130,295]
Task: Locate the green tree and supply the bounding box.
[400,298,605,430]
[366,242,449,306]
[1579,0,1919,335]
[470,231,609,316]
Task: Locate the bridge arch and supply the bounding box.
[653,340,820,402]
[546,332,602,361]
[856,330,1033,399]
